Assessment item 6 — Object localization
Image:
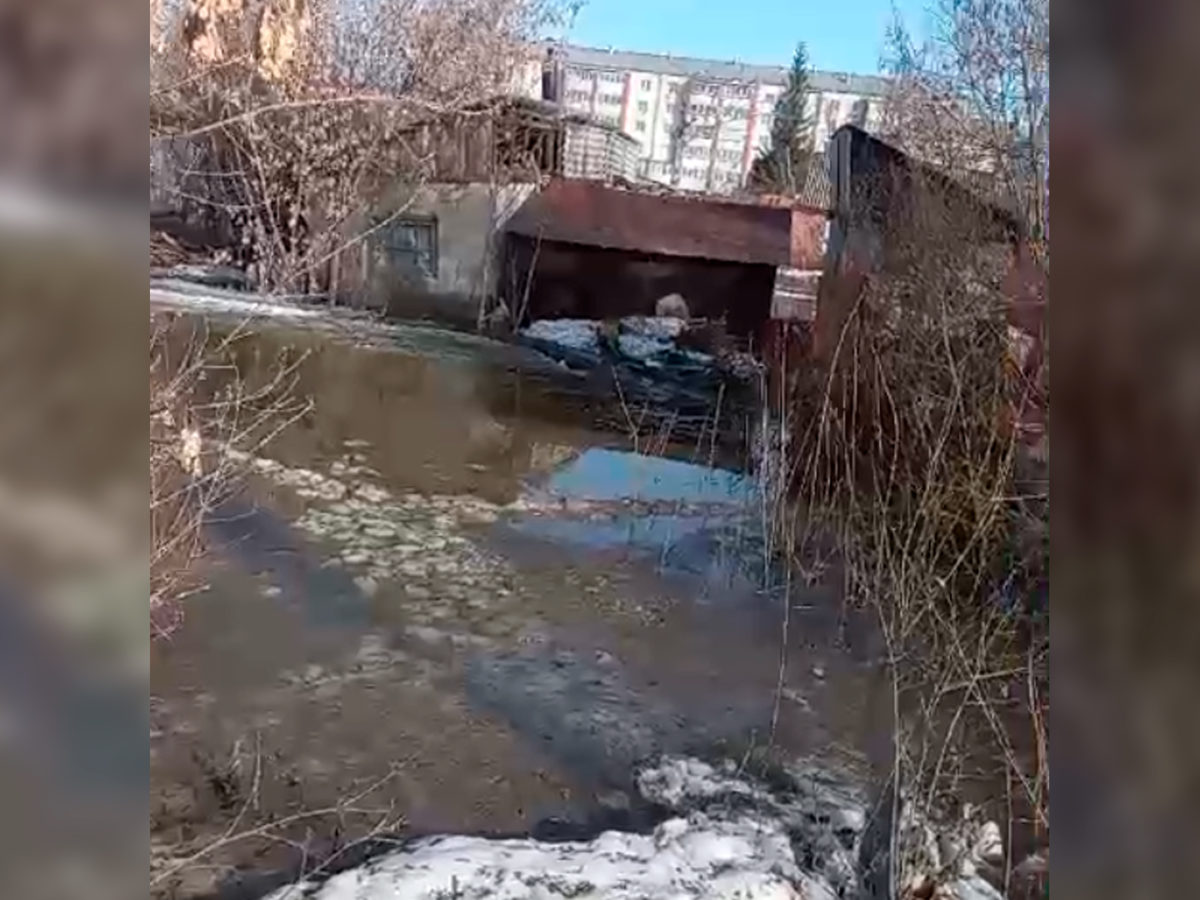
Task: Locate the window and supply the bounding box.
[637,100,649,114]
[380,217,437,279]
[635,119,647,132]
[641,78,652,91]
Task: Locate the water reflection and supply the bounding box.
[161,311,753,509]
[509,447,767,596]
[540,447,753,505]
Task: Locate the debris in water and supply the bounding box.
[521,318,602,354]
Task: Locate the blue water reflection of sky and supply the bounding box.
[545,448,754,505]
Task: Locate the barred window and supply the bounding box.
[380,217,437,279]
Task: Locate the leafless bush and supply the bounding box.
[149,312,309,638]
[770,180,1047,896]
[150,0,565,293]
[151,737,407,898]
[881,0,1049,250]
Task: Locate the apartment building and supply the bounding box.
[515,43,890,196]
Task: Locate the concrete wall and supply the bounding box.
[350,181,536,321]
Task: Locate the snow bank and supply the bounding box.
[263,756,850,900]
[264,814,816,900]
[262,756,1008,900]
[638,757,866,898]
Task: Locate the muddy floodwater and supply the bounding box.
[149,311,897,899]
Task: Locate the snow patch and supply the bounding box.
[261,756,1010,900]
[636,756,757,807]
[263,756,867,900]
[150,283,323,320]
[263,814,807,899]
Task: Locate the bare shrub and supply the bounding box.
[149,312,309,638]
[881,0,1049,250]
[773,175,1047,896]
[151,738,407,898]
[150,0,565,293]
[744,4,1052,891]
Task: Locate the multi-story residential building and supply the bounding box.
[514,43,890,196]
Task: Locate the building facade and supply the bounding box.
[515,43,890,195]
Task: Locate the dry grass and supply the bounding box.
[765,183,1048,897]
[151,736,409,899]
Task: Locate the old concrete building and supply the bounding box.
[330,97,640,322]
[513,43,889,195]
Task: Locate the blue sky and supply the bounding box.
[550,0,934,75]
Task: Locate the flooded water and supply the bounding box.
[149,310,894,899]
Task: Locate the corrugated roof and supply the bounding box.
[506,179,792,265]
[541,43,890,98]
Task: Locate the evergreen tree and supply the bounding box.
[750,42,813,194]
